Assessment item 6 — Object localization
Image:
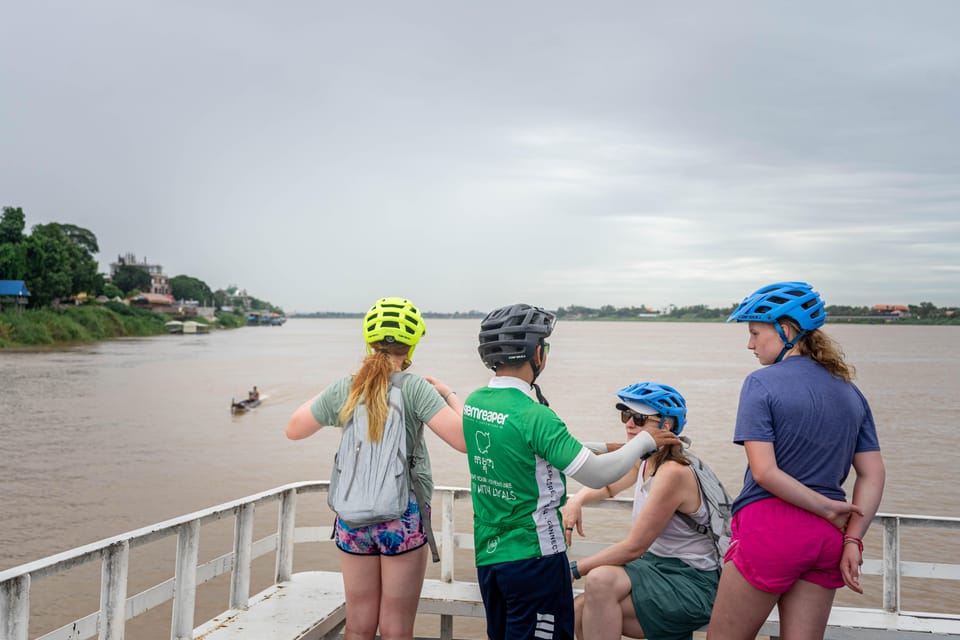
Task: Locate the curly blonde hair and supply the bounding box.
[782,318,856,382]
[338,340,410,442]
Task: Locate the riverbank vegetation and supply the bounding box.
[1,206,285,347]
[0,304,262,348]
[0,304,165,347]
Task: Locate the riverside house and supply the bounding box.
[0,280,30,313]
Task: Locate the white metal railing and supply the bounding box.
[1,482,959,640]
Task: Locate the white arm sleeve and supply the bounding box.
[582,441,609,454]
[565,432,658,488]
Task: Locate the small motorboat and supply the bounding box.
[230,397,261,414]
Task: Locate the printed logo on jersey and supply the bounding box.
[474,431,495,472]
[486,536,500,554]
[464,404,509,425]
[476,431,491,454]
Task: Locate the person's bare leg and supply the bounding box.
[377,545,428,640]
[777,579,836,640]
[706,563,779,640]
[573,593,586,640]
[581,566,633,640]
[340,550,383,640]
[620,593,648,639]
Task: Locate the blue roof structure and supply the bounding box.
[0,280,31,296]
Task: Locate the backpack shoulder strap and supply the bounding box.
[389,372,440,562]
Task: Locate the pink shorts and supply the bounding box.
[334,498,430,556]
[725,497,844,593]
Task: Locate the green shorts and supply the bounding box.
[623,552,719,640]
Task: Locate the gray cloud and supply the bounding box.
[2,1,958,312]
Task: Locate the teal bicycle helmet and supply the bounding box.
[615,382,687,435]
[727,281,825,362]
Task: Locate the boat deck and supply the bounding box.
[2,481,959,640]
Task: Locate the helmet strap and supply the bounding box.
[531,382,550,407]
[530,342,549,405]
[774,323,806,363]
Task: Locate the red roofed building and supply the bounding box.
[873,304,910,317]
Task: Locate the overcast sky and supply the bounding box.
[2,1,958,313]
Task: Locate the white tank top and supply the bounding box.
[632,460,719,571]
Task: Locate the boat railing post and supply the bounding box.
[170,520,201,640]
[0,574,30,640]
[882,516,900,613]
[276,488,297,583]
[441,489,455,583]
[439,488,457,640]
[230,502,255,610]
[100,540,129,640]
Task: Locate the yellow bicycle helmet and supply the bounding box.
[363,297,427,360]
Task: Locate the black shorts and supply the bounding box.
[476,553,574,640]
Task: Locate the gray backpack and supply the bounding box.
[676,452,733,566]
[328,372,439,560]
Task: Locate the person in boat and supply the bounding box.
[249,386,259,401]
[460,304,680,640]
[562,382,720,640]
[707,282,886,640]
[285,297,465,640]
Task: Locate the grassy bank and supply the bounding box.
[0,303,255,348]
[0,303,169,347]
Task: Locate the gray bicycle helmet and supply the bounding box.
[478,303,556,370]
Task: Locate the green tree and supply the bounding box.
[0,207,28,280]
[32,223,103,297]
[909,302,940,319]
[23,229,72,306]
[170,275,214,304]
[103,283,124,299]
[112,264,152,295]
[1,206,26,244]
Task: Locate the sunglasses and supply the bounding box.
[542,341,550,355]
[620,410,661,426]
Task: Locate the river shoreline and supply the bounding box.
[3,308,957,349]
[0,304,246,348]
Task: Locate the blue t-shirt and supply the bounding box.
[732,356,881,515]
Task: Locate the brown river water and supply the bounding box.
[2,319,958,636]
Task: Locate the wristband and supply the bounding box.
[843,536,864,553]
[570,561,582,580]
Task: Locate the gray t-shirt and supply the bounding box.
[311,373,447,497]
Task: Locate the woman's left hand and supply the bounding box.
[839,542,864,593]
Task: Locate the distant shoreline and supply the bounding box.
[289,313,959,325]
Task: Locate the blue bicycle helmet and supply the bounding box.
[727,281,825,330]
[727,281,826,362]
[615,382,687,435]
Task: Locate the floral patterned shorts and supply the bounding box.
[334,497,430,556]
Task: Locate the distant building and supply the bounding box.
[110,253,171,296]
[873,304,910,317]
[0,280,30,313]
[130,292,176,314]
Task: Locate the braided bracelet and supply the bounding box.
[843,535,864,553]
